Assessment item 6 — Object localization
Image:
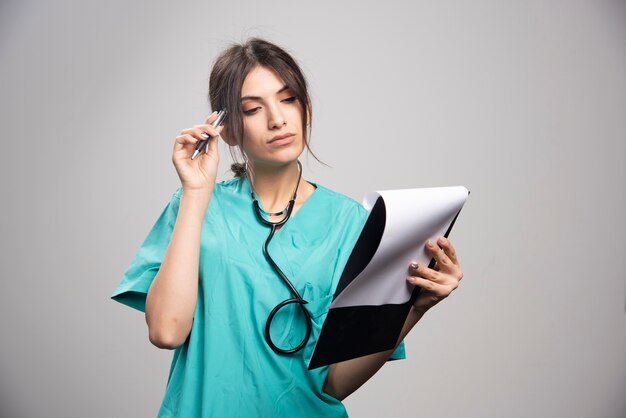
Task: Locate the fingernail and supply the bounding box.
[410,262,419,270]
[200,132,210,139]
[427,240,433,247]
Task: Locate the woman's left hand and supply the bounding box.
[407,236,463,314]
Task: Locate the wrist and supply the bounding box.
[181,187,212,201]
[410,304,429,319]
[179,188,212,221]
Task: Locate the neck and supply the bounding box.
[246,161,304,213]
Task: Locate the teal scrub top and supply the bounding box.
[111,177,405,418]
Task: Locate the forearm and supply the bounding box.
[145,188,211,349]
[323,306,426,400]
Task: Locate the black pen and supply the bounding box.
[191,109,228,160]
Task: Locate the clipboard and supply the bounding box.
[308,186,470,370]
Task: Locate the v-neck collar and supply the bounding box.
[238,176,320,236]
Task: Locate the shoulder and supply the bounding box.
[311,183,370,246]
[170,178,241,201]
[212,177,241,197]
[215,177,241,190]
[312,183,363,208]
[312,183,368,220]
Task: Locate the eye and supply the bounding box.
[282,96,297,103]
[243,107,260,116]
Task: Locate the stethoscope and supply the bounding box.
[246,160,312,355]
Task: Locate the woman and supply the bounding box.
[112,38,463,417]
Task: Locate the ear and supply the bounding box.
[219,126,238,146]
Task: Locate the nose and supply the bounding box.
[267,103,286,129]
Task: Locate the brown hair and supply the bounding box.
[208,38,320,176]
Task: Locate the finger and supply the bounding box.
[406,276,455,297]
[197,127,224,157]
[430,238,463,280]
[204,132,220,155]
[409,262,443,283]
[437,236,460,267]
[194,125,224,139]
[180,126,220,140]
[204,110,219,125]
[425,239,454,273]
[174,133,200,146]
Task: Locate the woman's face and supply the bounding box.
[239,65,306,169]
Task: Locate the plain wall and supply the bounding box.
[1,0,625,417]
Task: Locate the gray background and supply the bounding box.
[1,0,625,417]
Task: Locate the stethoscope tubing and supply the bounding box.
[254,199,313,354]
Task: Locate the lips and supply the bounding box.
[269,133,295,143]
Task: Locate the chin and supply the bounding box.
[254,154,304,170]
[270,146,305,164]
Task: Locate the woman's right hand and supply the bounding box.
[172,111,225,192]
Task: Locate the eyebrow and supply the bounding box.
[240,84,290,101]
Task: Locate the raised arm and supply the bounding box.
[145,190,211,349]
[145,112,223,349]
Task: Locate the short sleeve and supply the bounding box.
[111,188,182,312]
[389,340,406,360]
